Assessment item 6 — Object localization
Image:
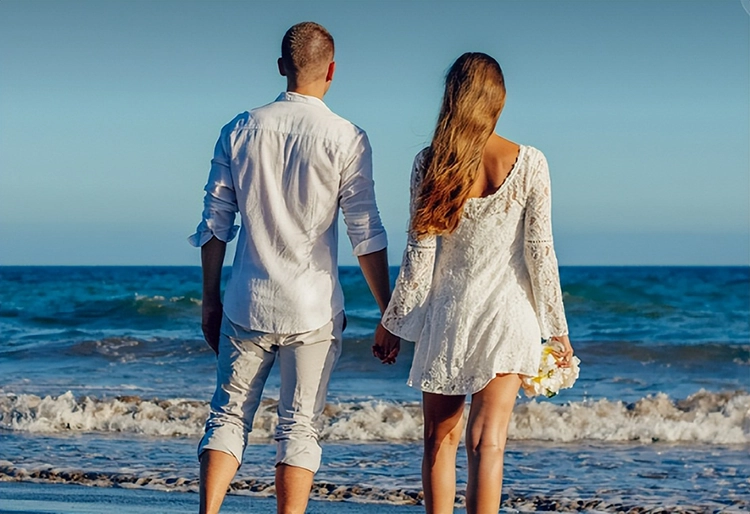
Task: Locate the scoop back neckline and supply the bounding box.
[466,144,525,203]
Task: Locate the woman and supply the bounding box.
[374,53,574,513]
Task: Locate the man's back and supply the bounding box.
[194,22,399,514]
[192,92,386,334]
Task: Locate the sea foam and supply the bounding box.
[1,389,747,444]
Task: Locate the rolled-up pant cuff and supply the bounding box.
[198,424,244,467]
[275,438,322,473]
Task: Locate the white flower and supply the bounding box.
[521,342,581,398]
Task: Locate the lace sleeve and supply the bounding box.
[523,151,568,339]
[381,151,437,342]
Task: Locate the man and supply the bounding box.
[188,22,400,514]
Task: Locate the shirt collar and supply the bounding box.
[275,91,330,111]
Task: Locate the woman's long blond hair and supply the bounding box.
[411,53,506,238]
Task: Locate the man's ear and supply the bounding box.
[326,61,335,82]
[278,57,287,77]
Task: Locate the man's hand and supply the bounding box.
[372,323,400,364]
[202,301,223,354]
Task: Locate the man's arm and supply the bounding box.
[188,121,240,353]
[357,248,390,313]
[339,133,399,363]
[201,236,227,354]
[358,249,401,364]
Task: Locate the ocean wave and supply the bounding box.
[65,335,207,360]
[341,339,750,366]
[1,390,747,444]
[0,461,745,512]
[4,334,748,370]
[134,293,203,308]
[19,293,203,329]
[579,341,750,365]
[6,337,748,370]
[0,335,209,361]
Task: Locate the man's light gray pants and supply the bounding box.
[198,312,343,473]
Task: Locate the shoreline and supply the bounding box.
[0,481,423,514]
[1,478,746,513]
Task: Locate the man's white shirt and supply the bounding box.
[189,92,387,333]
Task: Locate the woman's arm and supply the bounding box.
[379,151,437,344]
[523,151,569,342]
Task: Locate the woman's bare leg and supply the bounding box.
[421,392,466,514]
[465,373,522,514]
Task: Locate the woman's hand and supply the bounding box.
[372,323,401,364]
[549,334,574,368]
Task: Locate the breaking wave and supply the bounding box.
[1,389,747,444]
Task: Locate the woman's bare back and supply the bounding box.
[467,134,521,199]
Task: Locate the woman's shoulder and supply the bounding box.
[414,147,430,166]
[521,145,547,167]
[408,147,430,193]
[514,143,546,165]
[509,144,549,184]
[486,136,546,171]
[410,147,430,181]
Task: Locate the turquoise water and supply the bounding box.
[0,266,748,510]
[0,266,746,401]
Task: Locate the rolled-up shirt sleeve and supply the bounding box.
[339,132,388,256]
[188,127,240,247]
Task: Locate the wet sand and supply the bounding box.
[0,482,423,514]
[2,478,747,513]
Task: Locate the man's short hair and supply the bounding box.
[281,22,334,83]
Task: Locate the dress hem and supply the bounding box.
[407,367,537,396]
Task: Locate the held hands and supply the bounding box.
[549,334,574,368]
[372,323,400,364]
[202,301,223,355]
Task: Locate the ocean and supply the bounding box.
[0,266,748,512]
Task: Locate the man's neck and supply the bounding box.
[286,81,327,100]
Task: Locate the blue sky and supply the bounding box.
[1,0,748,266]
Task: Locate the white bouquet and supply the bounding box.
[521,341,580,398]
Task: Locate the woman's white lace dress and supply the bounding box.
[382,145,568,395]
